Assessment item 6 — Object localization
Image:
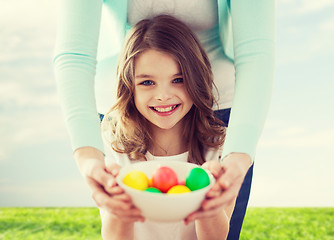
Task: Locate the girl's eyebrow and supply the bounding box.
[172,72,183,77]
[135,72,182,79]
[135,74,153,79]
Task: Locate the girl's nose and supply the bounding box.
[155,85,172,101]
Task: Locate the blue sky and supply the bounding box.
[1,0,334,207]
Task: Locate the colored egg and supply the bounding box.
[178,180,186,185]
[123,170,149,190]
[152,166,178,193]
[186,167,210,191]
[145,187,162,193]
[167,185,191,194]
[148,178,153,187]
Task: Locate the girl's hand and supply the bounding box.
[185,160,226,223]
[74,147,144,223]
[185,153,251,222]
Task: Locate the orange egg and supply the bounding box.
[148,178,153,187]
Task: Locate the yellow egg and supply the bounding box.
[123,170,149,190]
[167,185,191,194]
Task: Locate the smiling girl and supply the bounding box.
[100,15,235,240]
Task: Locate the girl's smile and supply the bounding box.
[150,104,180,115]
[134,49,193,131]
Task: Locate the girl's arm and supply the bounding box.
[221,0,276,160]
[195,211,230,240]
[53,0,104,153]
[185,160,236,240]
[101,211,135,240]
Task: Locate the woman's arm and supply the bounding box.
[53,0,104,152]
[221,0,276,160]
[75,146,143,239]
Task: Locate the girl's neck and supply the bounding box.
[149,123,187,157]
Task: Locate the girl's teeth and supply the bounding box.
[154,105,177,112]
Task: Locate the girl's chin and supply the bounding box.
[150,124,175,130]
[148,120,184,132]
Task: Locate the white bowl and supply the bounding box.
[116,160,215,222]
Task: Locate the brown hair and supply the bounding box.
[104,15,225,165]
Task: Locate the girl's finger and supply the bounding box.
[186,207,223,223]
[202,194,225,210]
[105,210,144,223]
[111,207,142,218]
[204,186,238,210]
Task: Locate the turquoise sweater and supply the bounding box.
[53,0,275,160]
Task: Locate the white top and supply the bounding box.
[133,152,197,240]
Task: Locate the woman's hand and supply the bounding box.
[74,147,144,223]
[185,153,251,222]
[210,153,252,209]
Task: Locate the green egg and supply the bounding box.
[186,167,210,191]
[145,187,162,193]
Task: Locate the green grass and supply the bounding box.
[240,208,334,240]
[1,207,333,240]
[0,208,101,240]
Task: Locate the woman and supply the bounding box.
[53,1,275,239]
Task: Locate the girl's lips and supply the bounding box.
[150,104,180,115]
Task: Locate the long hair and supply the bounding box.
[103,15,225,164]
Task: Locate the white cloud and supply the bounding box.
[0,0,58,29]
[278,0,334,14]
[297,0,334,14]
[320,16,334,31]
[0,178,95,207]
[0,0,58,63]
[0,107,68,164]
[249,172,334,207]
[251,118,334,207]
[259,126,334,148]
[278,127,306,137]
[276,0,334,66]
[0,81,59,108]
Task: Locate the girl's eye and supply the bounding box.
[139,80,154,86]
[173,78,184,84]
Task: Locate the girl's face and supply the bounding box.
[134,49,193,132]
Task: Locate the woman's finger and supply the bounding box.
[105,163,121,176]
[87,164,119,195]
[88,178,131,210]
[202,161,224,178]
